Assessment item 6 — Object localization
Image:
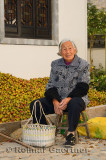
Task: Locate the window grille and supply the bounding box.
[4,0,52,39]
[5,0,17,35]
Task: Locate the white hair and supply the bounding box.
[57,39,77,56]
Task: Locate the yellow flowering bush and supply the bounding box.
[0,72,106,123]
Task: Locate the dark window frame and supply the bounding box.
[4,0,52,40]
[88,35,105,48]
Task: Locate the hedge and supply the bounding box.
[0,72,106,123]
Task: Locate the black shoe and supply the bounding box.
[64,133,75,147]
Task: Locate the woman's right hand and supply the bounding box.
[53,99,63,115]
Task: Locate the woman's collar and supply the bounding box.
[58,55,79,67]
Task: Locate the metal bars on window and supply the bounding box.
[36,0,48,28]
[5,0,17,26]
[35,0,51,38]
[21,0,33,26]
[5,0,17,35]
[4,0,51,39]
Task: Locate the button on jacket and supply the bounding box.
[45,55,90,106]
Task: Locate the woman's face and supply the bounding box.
[61,41,76,62]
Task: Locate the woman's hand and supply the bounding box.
[53,99,63,115]
[59,97,71,110]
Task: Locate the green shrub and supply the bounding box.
[0,72,106,123]
[90,64,105,79]
[90,75,106,91]
[90,64,106,91]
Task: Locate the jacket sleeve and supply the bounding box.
[67,62,90,98]
[44,87,61,102]
[44,61,61,102]
[67,82,89,98]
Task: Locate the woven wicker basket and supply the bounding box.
[22,100,56,147]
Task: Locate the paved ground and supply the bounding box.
[0,134,106,160]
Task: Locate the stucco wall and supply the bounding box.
[0,0,87,79]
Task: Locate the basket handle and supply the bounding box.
[23,116,33,129]
[23,100,52,129]
[23,100,42,129]
[32,100,42,124]
[33,100,52,125]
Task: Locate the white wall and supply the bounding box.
[88,48,105,69]
[0,0,87,79]
[59,0,87,59]
[0,45,59,79]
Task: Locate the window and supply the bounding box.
[88,35,105,48]
[4,0,52,39]
[0,0,58,45]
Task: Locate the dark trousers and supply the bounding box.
[30,97,85,132]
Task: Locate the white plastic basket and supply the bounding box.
[22,100,56,147]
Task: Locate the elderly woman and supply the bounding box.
[30,39,90,146]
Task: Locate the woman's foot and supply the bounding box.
[64,133,76,147]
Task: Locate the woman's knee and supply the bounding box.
[67,97,85,110]
[70,97,81,104]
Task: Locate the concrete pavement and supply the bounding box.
[0,135,106,160]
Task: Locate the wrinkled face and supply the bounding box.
[61,41,76,62]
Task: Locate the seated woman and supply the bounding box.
[30,39,90,146]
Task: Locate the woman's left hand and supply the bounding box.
[59,97,71,110]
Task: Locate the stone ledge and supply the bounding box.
[86,105,106,119]
[0,121,21,142]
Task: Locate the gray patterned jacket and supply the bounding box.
[45,55,90,106]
